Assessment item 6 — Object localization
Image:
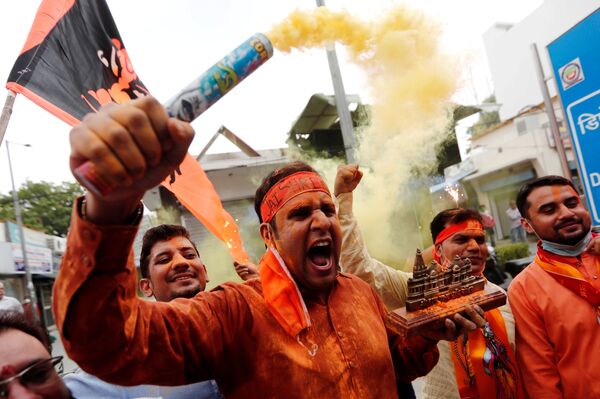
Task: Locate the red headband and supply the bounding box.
[434,219,484,246]
[432,219,484,264]
[260,171,331,224]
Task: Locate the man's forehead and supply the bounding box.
[282,191,333,208]
[0,330,49,374]
[530,185,579,207]
[150,236,195,256]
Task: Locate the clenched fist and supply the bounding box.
[334,164,363,197]
[70,97,194,224]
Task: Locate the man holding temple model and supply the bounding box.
[54,97,483,398]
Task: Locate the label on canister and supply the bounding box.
[165,32,273,122]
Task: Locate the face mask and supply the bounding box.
[539,229,592,257]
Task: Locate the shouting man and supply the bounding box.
[53,97,449,398]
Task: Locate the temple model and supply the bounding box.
[406,249,485,312]
[387,249,505,337]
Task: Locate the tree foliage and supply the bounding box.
[470,95,501,138]
[427,104,481,177]
[0,181,83,237]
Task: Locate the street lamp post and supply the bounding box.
[5,141,38,321]
[314,0,357,164]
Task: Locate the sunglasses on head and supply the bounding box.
[0,356,63,397]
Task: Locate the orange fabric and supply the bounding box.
[508,247,600,398]
[259,171,330,223]
[534,241,600,308]
[53,201,440,398]
[434,220,483,246]
[161,154,249,264]
[451,308,524,399]
[6,83,80,126]
[18,0,76,55]
[258,248,310,337]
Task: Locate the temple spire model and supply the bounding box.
[405,249,485,312]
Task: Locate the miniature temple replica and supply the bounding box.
[405,249,485,312]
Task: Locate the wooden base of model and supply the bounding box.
[387,283,507,337]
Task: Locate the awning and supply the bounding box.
[464,157,535,182]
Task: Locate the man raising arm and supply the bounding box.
[334,164,525,399]
[54,98,444,398]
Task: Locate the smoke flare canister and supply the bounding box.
[165,32,273,121]
[74,32,273,196]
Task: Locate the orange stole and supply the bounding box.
[535,248,600,321]
[451,308,524,399]
[258,249,310,338]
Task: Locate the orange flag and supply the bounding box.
[161,154,249,264]
[7,0,249,264]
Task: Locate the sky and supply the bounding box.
[0,0,544,194]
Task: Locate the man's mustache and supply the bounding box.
[554,217,582,230]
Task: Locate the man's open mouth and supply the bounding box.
[307,240,334,271]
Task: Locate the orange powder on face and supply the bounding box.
[552,185,563,203]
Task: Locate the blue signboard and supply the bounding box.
[548,8,600,225]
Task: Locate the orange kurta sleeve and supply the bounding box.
[371,286,440,381]
[508,271,562,398]
[53,198,250,387]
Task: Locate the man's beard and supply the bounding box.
[174,286,202,299]
[554,217,587,245]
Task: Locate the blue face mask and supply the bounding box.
[540,229,592,257]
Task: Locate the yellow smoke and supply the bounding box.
[268,6,458,268]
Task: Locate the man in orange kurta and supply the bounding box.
[53,97,448,398]
[509,175,600,398]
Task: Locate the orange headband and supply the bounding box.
[432,219,484,263]
[260,171,331,223]
[434,219,484,245]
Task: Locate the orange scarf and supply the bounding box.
[258,247,311,338]
[535,242,600,323]
[451,308,524,399]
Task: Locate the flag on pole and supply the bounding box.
[6,0,149,124]
[6,0,249,263]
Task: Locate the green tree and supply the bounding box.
[433,105,479,175]
[0,181,83,237]
[470,94,501,138]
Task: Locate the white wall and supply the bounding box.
[470,111,566,178]
[483,0,599,120]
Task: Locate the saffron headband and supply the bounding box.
[434,219,484,246]
[260,171,331,223]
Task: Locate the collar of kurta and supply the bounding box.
[258,247,311,337]
[535,235,600,307]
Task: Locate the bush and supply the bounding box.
[495,243,530,267]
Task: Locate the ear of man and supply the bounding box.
[520,217,535,234]
[260,223,275,247]
[139,278,154,298]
